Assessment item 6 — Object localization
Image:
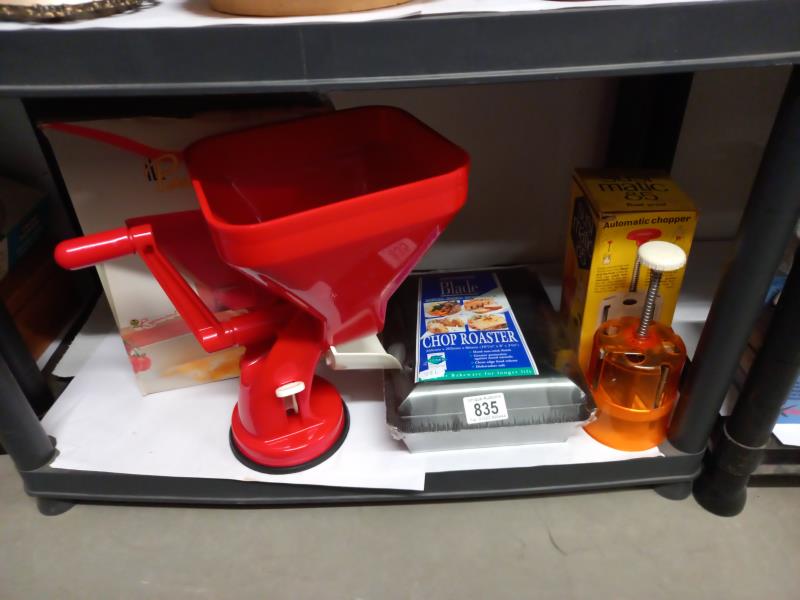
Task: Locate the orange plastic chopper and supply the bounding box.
[54,107,470,472]
[585,240,688,451]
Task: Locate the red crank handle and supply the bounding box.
[54,224,289,353]
[55,227,137,270]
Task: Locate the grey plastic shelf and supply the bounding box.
[21,445,703,506]
[751,437,800,484]
[1,0,799,97]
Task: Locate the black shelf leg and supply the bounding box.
[694,245,800,516]
[35,496,75,516]
[606,73,693,170]
[654,481,693,501]
[0,331,56,474]
[669,67,800,455]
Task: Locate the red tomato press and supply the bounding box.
[55,107,469,472]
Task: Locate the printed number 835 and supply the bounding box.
[473,400,499,417]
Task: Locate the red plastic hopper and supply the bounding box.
[55,107,469,472]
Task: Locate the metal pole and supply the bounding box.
[0,349,55,473]
[606,73,694,170]
[694,246,800,516]
[669,67,800,454]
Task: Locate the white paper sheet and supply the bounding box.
[0,0,722,31]
[773,425,800,447]
[44,334,428,490]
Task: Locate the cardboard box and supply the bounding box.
[0,177,46,281]
[41,101,331,394]
[560,169,697,375]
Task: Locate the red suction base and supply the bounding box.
[229,376,349,474]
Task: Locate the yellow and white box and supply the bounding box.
[560,169,697,375]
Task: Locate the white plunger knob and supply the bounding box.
[276,381,304,414]
[275,381,305,397]
[638,241,687,272]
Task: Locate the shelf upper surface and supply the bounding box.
[1,0,799,96]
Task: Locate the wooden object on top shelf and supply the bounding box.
[210,0,409,16]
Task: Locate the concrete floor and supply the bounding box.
[1,457,798,600]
